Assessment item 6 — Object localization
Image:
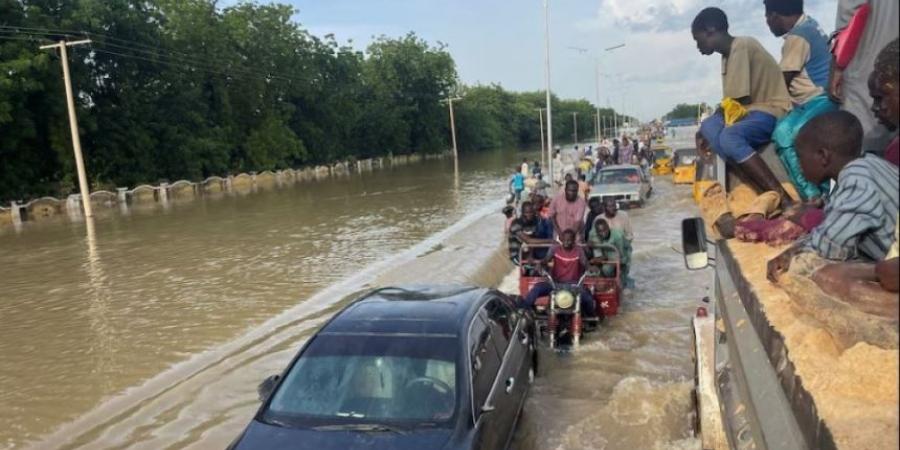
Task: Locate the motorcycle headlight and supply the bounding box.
[554,290,575,309]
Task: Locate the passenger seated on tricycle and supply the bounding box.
[586,217,627,284]
[520,229,598,318]
[507,201,554,273]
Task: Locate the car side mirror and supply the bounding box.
[257,374,281,402]
[682,217,710,270]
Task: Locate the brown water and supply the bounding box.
[1,150,710,450]
[0,150,518,450]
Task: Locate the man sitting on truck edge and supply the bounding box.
[692,7,795,209]
[765,0,839,202]
[767,110,899,282]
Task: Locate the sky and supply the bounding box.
[262,0,838,121]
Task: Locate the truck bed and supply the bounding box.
[722,240,898,449]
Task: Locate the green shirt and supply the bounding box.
[587,227,628,266]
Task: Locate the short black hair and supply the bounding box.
[565,179,579,189]
[796,110,862,158]
[692,7,729,33]
[520,200,533,213]
[561,228,576,238]
[874,38,899,88]
[588,196,600,207]
[764,0,803,16]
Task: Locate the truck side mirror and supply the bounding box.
[682,217,710,270]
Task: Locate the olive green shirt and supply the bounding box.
[722,37,792,118]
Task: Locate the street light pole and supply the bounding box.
[40,39,93,218]
[536,108,546,168]
[543,0,554,185]
[572,112,578,144]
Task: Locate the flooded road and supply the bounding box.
[0,150,520,449]
[2,149,710,450]
[506,178,711,450]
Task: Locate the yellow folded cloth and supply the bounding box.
[721,97,748,126]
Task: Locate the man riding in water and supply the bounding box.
[520,229,599,319]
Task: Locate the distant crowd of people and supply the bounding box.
[688,0,898,298]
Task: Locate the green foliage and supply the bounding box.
[0,0,629,202]
[664,103,709,120]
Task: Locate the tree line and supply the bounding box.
[0,0,629,202]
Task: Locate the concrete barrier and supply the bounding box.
[4,151,445,228]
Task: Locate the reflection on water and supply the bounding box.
[506,179,711,450]
[0,150,523,449]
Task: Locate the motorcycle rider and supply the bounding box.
[520,229,598,319]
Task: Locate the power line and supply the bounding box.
[0,26,302,82]
[0,26,300,83]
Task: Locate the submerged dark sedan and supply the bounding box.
[228,285,538,450]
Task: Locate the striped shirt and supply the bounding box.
[804,154,899,260]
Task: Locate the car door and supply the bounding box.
[484,297,529,447]
[469,310,504,450]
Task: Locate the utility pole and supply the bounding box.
[447,97,461,161]
[536,108,546,168]
[542,0,554,185]
[572,112,578,144]
[41,39,93,218]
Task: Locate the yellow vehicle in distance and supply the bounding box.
[672,148,698,184]
[693,156,716,203]
[650,145,673,176]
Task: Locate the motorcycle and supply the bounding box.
[540,268,590,350]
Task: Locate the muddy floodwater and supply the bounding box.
[1,149,710,450]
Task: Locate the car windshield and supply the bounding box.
[595,169,641,184]
[264,334,457,428]
[654,150,668,159]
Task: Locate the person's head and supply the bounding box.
[613,139,620,146]
[564,180,579,201]
[869,38,900,131]
[622,136,630,144]
[795,111,863,184]
[692,7,729,56]
[696,131,713,160]
[564,173,574,182]
[502,205,515,219]
[579,174,587,181]
[603,197,618,217]
[560,229,576,249]
[532,193,545,207]
[594,218,611,240]
[588,196,602,214]
[764,0,804,37]
[520,201,535,221]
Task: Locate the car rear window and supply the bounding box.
[264,334,458,427]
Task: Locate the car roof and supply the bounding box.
[322,285,489,336]
[600,164,641,171]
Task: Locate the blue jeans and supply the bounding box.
[521,281,596,317]
[700,110,777,163]
[772,95,838,200]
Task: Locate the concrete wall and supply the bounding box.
[4,151,452,228]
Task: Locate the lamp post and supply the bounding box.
[572,112,578,145]
[536,108,546,168]
[542,0,554,185]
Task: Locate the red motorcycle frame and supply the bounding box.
[516,243,622,346]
